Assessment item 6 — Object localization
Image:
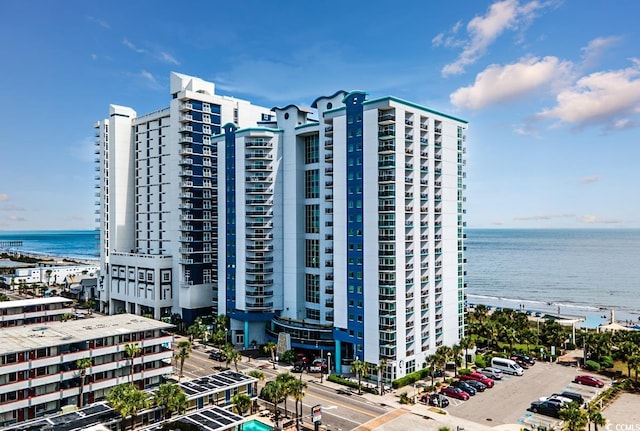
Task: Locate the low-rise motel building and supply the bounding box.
[0,297,75,328]
[2,371,257,431]
[0,314,173,426]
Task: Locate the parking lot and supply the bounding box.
[440,362,609,428]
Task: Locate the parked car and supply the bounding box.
[460,372,495,388]
[530,400,561,418]
[292,361,306,373]
[308,364,322,373]
[511,357,530,369]
[574,375,604,388]
[311,358,328,373]
[556,391,584,405]
[440,386,470,401]
[450,380,477,396]
[538,395,573,408]
[478,367,503,380]
[511,353,536,366]
[421,393,449,407]
[464,379,487,392]
[490,357,524,376]
[208,351,227,361]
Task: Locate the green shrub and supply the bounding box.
[458,368,472,375]
[474,356,486,368]
[600,356,614,369]
[586,360,601,371]
[327,374,378,394]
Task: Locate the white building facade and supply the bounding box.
[97,73,467,380]
[0,314,173,426]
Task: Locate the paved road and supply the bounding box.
[178,341,392,431]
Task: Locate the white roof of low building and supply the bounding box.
[0,313,173,354]
[0,296,73,309]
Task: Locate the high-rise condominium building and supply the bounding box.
[96,73,467,379]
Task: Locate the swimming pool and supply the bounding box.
[241,419,273,431]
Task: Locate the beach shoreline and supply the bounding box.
[0,248,99,266]
[467,293,640,329]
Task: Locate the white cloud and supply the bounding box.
[140,70,158,86]
[87,16,110,29]
[438,0,556,76]
[450,56,570,109]
[514,213,575,221]
[7,215,25,222]
[581,36,621,69]
[579,214,623,224]
[579,175,601,184]
[537,59,640,129]
[159,52,180,65]
[0,193,8,201]
[123,38,146,54]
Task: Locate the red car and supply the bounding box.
[574,375,604,388]
[460,372,495,388]
[441,385,470,400]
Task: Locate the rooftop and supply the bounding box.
[178,371,257,399]
[0,296,73,309]
[0,313,173,354]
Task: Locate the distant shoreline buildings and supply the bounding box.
[95,72,468,379]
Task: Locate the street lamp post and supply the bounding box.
[327,352,332,376]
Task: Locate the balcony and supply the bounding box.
[246,139,272,149]
[246,302,274,310]
[378,113,395,123]
[325,125,333,134]
[180,115,193,122]
[180,103,193,111]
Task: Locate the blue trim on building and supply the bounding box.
[334,91,367,361]
[224,124,237,317]
[311,90,347,108]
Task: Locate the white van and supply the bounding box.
[490,357,524,376]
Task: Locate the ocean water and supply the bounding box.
[1,228,639,324]
[0,230,99,260]
[465,228,640,324]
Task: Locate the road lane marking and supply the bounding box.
[303,393,380,418]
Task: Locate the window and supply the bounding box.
[305,170,319,198]
[305,205,319,233]
[305,308,320,320]
[305,274,320,303]
[304,135,319,164]
[305,240,319,268]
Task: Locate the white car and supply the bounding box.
[478,367,503,380]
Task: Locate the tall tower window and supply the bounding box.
[304,135,319,164]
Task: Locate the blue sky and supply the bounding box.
[1,0,639,230]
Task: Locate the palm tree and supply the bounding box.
[261,380,286,424]
[559,402,588,431]
[125,343,142,385]
[175,340,192,381]
[351,360,368,395]
[459,336,475,368]
[223,343,241,371]
[247,370,265,397]
[629,354,640,382]
[451,344,463,377]
[76,358,92,408]
[107,383,151,430]
[0,293,9,302]
[590,411,606,431]
[289,377,307,423]
[619,341,639,377]
[231,393,252,418]
[426,354,439,388]
[153,382,188,420]
[276,373,296,417]
[435,346,452,381]
[263,341,278,369]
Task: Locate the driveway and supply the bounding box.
[442,362,610,427]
